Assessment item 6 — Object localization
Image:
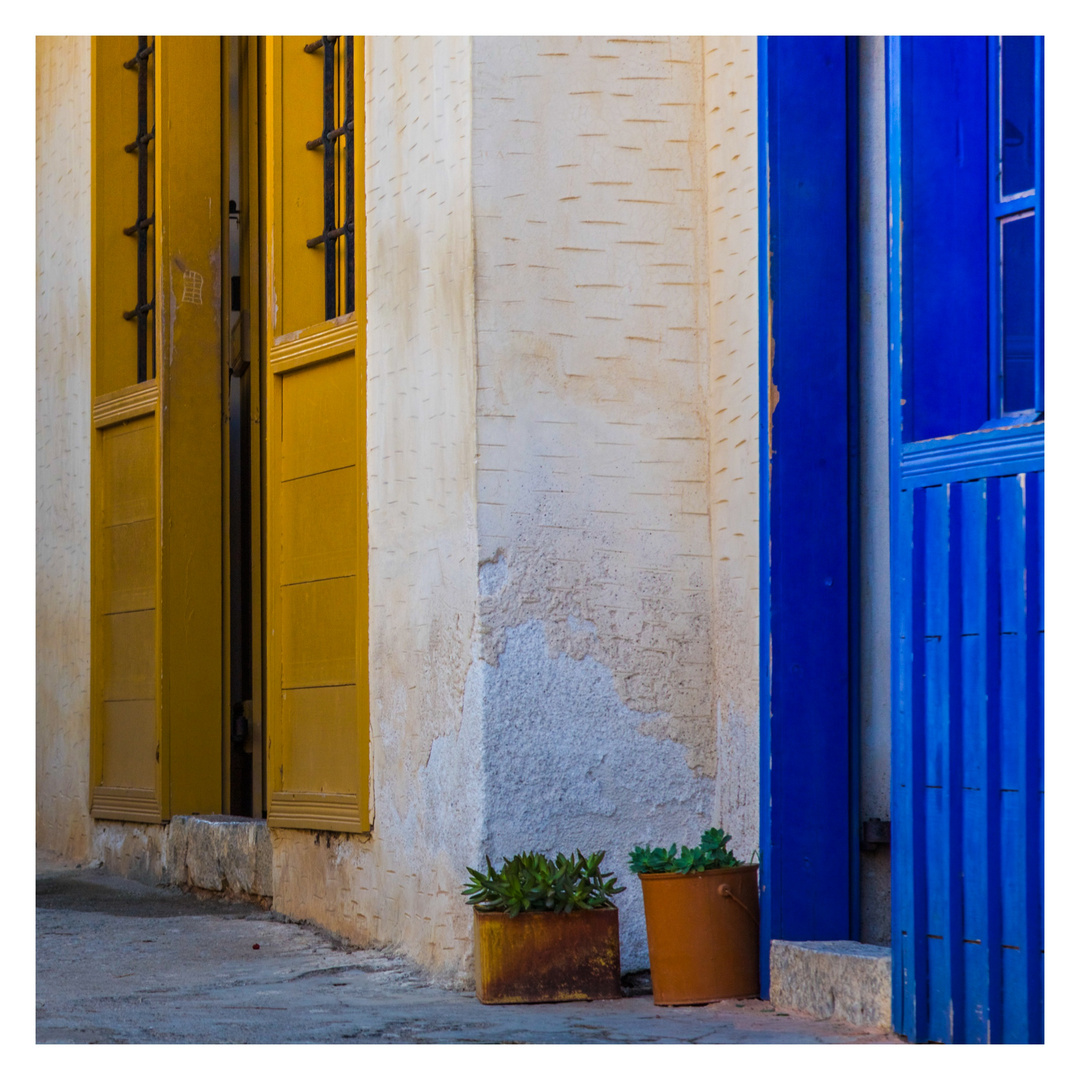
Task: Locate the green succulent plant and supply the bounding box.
[462,850,625,918]
[628,827,744,875]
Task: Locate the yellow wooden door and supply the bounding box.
[263,36,369,832]
[90,37,224,821]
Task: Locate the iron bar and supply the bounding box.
[302,36,338,321]
[123,36,155,382]
[344,35,354,314]
[122,213,155,237]
[304,35,355,320]
[305,120,351,150]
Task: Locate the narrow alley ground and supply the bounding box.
[36,853,903,1045]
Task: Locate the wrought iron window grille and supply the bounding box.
[122,36,156,383]
[304,35,355,322]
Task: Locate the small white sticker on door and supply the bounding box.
[181,269,204,305]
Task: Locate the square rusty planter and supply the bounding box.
[472,907,622,1004]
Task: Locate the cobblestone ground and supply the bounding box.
[36,856,903,1045]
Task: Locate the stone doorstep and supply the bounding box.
[165,815,273,901]
[769,940,892,1031]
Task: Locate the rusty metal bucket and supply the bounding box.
[639,864,759,1005]
[472,906,622,1004]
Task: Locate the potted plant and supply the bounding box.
[629,828,759,1005]
[463,850,625,1004]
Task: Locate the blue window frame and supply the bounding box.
[990,36,1043,420]
[901,36,1043,443]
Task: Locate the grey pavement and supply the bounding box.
[36,854,903,1045]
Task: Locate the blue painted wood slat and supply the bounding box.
[984,476,1006,1041]
[959,478,991,1043]
[892,484,918,1039]
[1025,470,1044,1042]
[922,484,954,1043]
[909,486,930,1041]
[998,474,1029,1042]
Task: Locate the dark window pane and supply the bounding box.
[1002,213,1035,413]
[1001,36,1035,197]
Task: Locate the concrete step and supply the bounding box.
[769,940,891,1030]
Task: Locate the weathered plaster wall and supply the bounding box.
[36,36,94,863]
[270,36,483,986]
[35,35,766,987]
[703,37,760,859]
[470,36,763,972]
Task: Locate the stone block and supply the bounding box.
[769,939,891,1030]
[166,816,273,899]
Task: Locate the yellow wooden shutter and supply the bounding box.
[90,37,224,821]
[264,36,369,832]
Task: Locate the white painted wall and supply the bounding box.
[36,36,94,862]
[704,36,760,858]
[470,36,760,971]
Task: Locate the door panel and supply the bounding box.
[280,575,357,688]
[889,37,1043,1043]
[281,685,360,793]
[280,467,358,584]
[280,355,358,480]
[90,36,223,822]
[893,460,1043,1042]
[101,701,158,790]
[264,36,368,833]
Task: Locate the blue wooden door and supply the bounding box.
[888,37,1044,1043]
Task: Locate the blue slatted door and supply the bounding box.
[894,455,1043,1043]
[890,36,1044,1043]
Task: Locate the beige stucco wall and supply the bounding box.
[270,36,482,985]
[37,36,94,863]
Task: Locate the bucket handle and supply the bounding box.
[717,883,759,927]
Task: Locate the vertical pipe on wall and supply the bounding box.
[885,33,912,1038]
[857,35,893,949]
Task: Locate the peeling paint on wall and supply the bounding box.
[479,620,712,970]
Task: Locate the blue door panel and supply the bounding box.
[889,34,1043,1042]
[892,460,1043,1042]
[905,37,990,441]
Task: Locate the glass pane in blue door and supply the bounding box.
[1002,212,1035,413]
[1001,36,1035,197]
